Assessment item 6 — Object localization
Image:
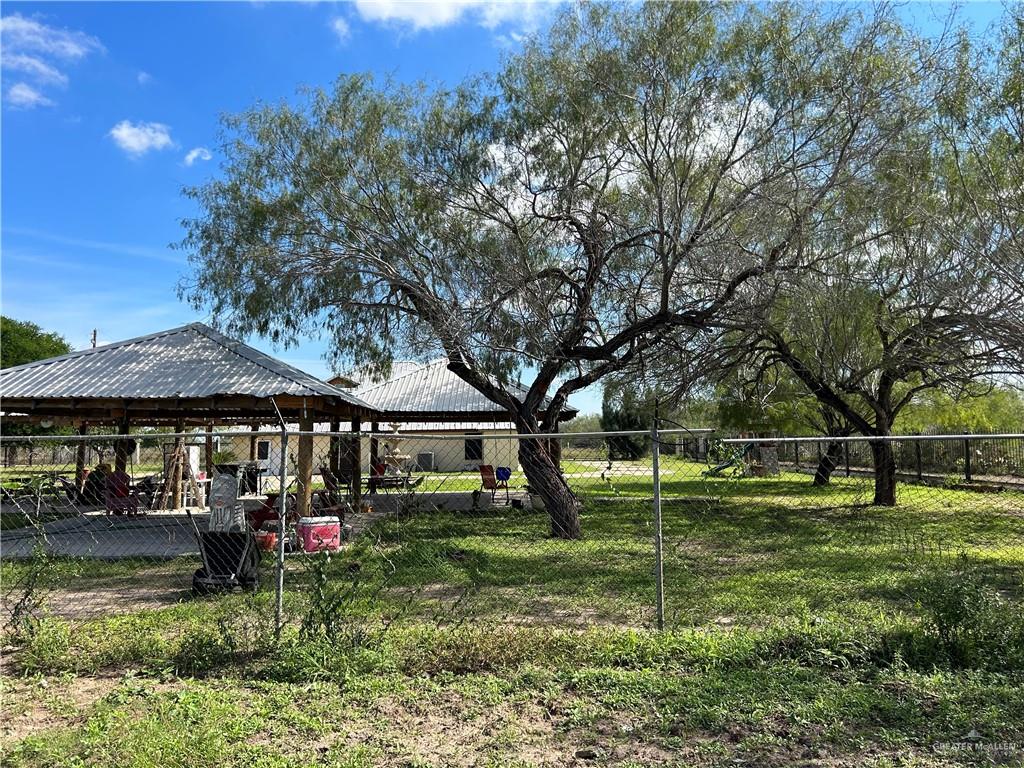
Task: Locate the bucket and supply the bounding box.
[255,529,278,552]
[297,516,342,553]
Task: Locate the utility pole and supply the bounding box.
[91,329,97,348]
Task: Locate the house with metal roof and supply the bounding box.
[328,358,577,473]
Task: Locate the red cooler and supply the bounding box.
[297,516,341,552]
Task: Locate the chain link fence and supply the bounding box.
[2,428,1021,651]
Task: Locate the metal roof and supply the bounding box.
[349,358,577,420]
[0,322,373,408]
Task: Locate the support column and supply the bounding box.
[171,419,185,509]
[369,421,380,494]
[296,415,315,517]
[349,416,362,508]
[329,419,342,476]
[204,422,214,478]
[75,422,89,491]
[114,419,131,474]
[248,423,258,462]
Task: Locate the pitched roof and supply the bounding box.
[349,358,576,421]
[0,322,373,409]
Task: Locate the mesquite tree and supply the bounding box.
[649,13,1023,505]
[182,2,931,537]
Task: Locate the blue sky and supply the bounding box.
[0,1,1008,416]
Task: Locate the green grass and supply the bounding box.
[2,470,1022,765]
[4,620,1023,767]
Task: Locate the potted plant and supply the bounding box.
[524,485,546,511]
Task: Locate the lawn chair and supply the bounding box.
[479,465,511,503]
[104,469,140,516]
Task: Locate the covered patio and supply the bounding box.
[0,322,380,517]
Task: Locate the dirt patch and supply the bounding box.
[335,689,571,766]
[0,671,121,745]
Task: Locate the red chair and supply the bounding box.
[105,470,140,516]
[479,465,510,502]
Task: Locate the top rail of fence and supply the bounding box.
[0,427,717,443]
[719,433,1024,445]
[0,427,1021,444]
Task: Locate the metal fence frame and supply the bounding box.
[2,426,1021,635]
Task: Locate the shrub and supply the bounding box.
[915,553,1024,669]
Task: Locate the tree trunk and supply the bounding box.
[518,435,581,539]
[869,439,897,506]
[812,441,844,486]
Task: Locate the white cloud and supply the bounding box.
[5,82,54,109]
[2,53,68,85]
[184,146,212,166]
[330,17,351,42]
[0,13,103,108]
[109,120,175,157]
[0,14,104,59]
[137,70,152,85]
[353,0,546,31]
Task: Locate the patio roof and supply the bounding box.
[0,322,379,425]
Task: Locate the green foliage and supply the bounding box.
[0,316,71,369]
[180,2,939,437]
[211,449,238,465]
[916,554,1024,669]
[895,387,1024,435]
[600,383,655,459]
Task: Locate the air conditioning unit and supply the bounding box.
[416,452,435,472]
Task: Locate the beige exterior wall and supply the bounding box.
[223,429,519,477]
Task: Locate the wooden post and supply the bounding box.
[369,421,380,494]
[204,422,214,478]
[329,419,341,476]
[248,423,258,462]
[296,415,315,518]
[349,416,362,508]
[114,420,130,474]
[75,422,89,490]
[171,419,185,509]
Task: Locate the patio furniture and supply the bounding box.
[366,462,422,493]
[105,470,141,516]
[479,465,511,503]
[248,491,298,531]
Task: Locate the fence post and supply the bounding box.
[963,436,972,483]
[651,418,665,631]
[275,428,289,641]
[844,442,851,477]
[794,440,800,468]
[915,439,923,481]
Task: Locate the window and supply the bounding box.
[464,433,484,462]
[257,440,270,461]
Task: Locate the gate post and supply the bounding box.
[651,418,665,631]
[275,428,289,640]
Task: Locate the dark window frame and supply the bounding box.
[464,433,484,461]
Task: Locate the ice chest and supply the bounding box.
[297,516,341,552]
